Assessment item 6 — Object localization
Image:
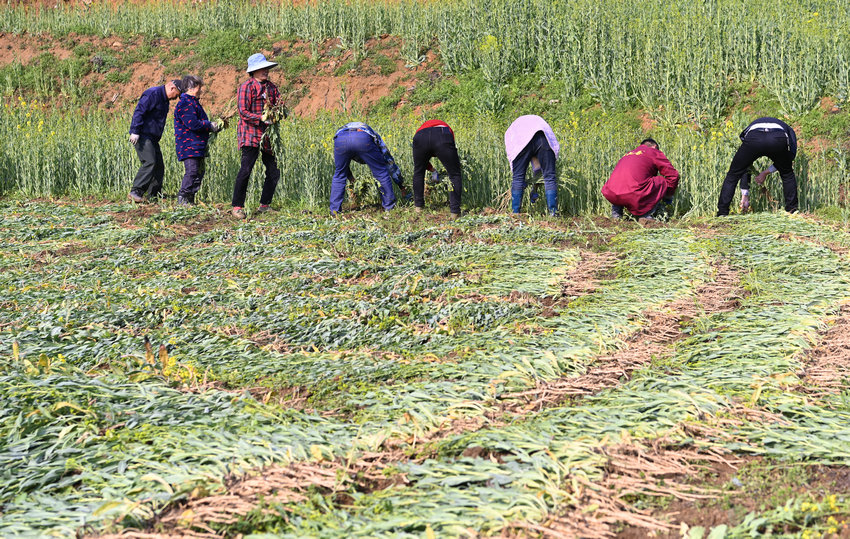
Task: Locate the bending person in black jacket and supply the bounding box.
[717,117,798,216]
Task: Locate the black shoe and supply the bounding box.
[177,196,193,207]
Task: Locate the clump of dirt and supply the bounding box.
[618,456,850,539]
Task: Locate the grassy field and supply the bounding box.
[2,97,848,217]
[2,0,850,536]
[2,202,850,536]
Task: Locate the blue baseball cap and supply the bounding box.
[246,53,278,73]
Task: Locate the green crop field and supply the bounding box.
[1,0,849,215]
[2,203,850,537]
[1,0,850,536]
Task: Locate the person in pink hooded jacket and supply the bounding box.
[504,115,560,215]
[602,138,679,219]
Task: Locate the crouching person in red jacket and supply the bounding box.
[602,138,679,220]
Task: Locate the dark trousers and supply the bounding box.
[178,157,206,200]
[717,130,798,216]
[232,146,280,207]
[131,136,164,197]
[412,126,463,214]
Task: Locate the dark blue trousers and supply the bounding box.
[178,157,206,200]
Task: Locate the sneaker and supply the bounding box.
[128,191,144,204]
[257,204,273,214]
[177,195,193,207]
[450,212,461,221]
[414,206,423,213]
[231,207,247,219]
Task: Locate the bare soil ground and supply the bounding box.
[0,33,439,115]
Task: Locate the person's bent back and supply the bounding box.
[602,138,679,220]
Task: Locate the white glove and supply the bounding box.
[129,134,140,145]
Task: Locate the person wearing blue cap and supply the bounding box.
[329,122,409,214]
[231,53,281,219]
[128,79,181,203]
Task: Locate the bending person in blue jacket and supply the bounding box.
[128,79,182,203]
[173,75,222,206]
[330,122,409,214]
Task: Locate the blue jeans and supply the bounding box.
[511,131,557,212]
[330,130,396,212]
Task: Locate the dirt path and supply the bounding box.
[502,263,744,410]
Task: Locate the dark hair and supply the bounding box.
[640,138,659,149]
[170,79,184,93]
[181,75,203,91]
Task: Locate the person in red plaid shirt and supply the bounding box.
[231,53,281,219]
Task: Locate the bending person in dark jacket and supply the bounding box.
[717,117,798,216]
[602,138,679,220]
[411,119,463,219]
[330,122,408,214]
[128,79,181,203]
[174,75,221,206]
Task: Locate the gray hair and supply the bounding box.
[181,75,203,91]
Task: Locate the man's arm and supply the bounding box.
[129,91,151,135]
[754,165,777,186]
[655,151,680,191]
